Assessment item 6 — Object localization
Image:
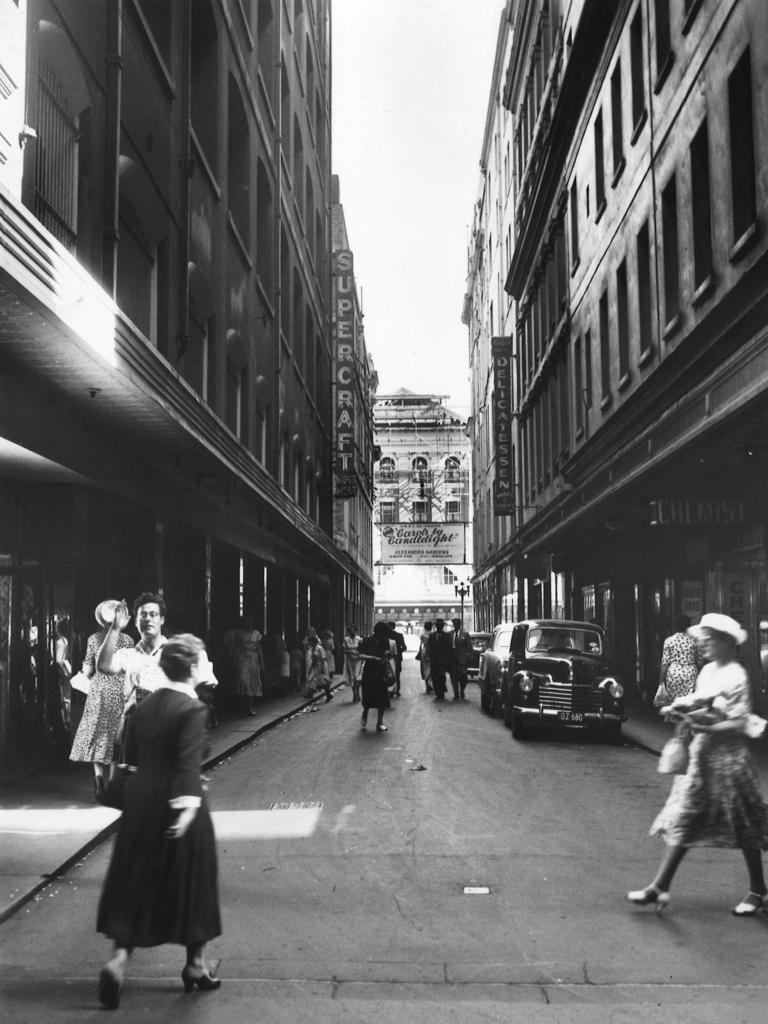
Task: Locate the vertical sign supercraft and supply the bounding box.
[492,336,515,515]
[333,250,357,498]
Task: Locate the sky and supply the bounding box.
[331,1,505,418]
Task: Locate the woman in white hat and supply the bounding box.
[69,600,135,800]
[627,612,768,915]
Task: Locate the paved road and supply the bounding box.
[2,653,768,1023]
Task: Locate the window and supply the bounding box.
[728,49,757,248]
[594,109,605,216]
[443,567,459,586]
[228,75,250,247]
[584,329,593,409]
[617,259,629,381]
[380,500,398,524]
[411,456,428,483]
[379,457,396,482]
[574,336,584,432]
[412,500,429,523]
[637,221,653,355]
[630,8,645,133]
[599,290,610,402]
[690,120,713,291]
[257,0,276,107]
[558,352,569,455]
[653,0,673,90]
[611,62,624,181]
[445,500,461,523]
[191,0,219,172]
[661,174,680,328]
[445,456,461,482]
[569,178,579,270]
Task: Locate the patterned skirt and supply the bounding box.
[650,731,768,849]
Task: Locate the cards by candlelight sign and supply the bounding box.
[380,523,467,565]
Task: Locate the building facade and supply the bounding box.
[331,176,377,636]
[373,391,473,630]
[0,0,361,770]
[462,3,518,632]
[465,0,768,704]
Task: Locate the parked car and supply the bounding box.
[482,619,626,741]
[478,624,514,716]
[466,631,490,681]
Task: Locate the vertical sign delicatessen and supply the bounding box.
[491,337,515,515]
[333,249,357,499]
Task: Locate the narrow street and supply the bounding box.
[2,652,768,1023]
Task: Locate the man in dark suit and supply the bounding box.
[427,619,453,701]
[450,618,474,701]
[387,621,407,696]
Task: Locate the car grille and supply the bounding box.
[538,682,605,713]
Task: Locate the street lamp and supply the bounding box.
[454,582,470,626]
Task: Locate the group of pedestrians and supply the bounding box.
[417,618,473,701]
[65,594,222,1009]
[65,593,768,1011]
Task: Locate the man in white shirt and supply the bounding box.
[97,593,217,707]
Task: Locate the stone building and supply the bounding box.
[331,176,377,636]
[373,390,473,629]
[0,0,363,769]
[464,0,768,703]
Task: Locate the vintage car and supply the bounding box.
[481,619,625,740]
[466,631,491,681]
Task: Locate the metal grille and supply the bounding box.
[34,61,78,251]
[539,682,605,714]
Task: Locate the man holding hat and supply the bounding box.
[97,592,217,712]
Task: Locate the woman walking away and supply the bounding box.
[655,613,702,705]
[418,621,434,694]
[627,613,768,915]
[358,621,394,732]
[342,624,364,702]
[96,634,222,1009]
[69,601,134,801]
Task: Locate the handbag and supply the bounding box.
[97,764,137,810]
[70,670,91,695]
[657,731,690,774]
[652,682,668,708]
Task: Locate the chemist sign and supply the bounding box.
[379,523,467,565]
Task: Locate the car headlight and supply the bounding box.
[602,677,624,699]
[518,673,535,694]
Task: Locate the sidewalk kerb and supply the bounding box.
[0,681,345,927]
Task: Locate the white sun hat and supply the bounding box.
[688,612,748,646]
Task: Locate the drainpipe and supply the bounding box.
[177,0,191,361]
[102,0,122,298]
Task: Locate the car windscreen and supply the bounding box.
[526,627,602,655]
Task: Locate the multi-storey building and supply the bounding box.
[465,0,768,704]
[462,3,517,631]
[331,176,377,635]
[373,391,473,629]
[0,0,359,770]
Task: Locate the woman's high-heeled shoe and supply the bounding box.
[732,891,767,916]
[97,960,124,1009]
[181,963,221,993]
[626,883,669,912]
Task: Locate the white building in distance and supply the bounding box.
[373,390,474,631]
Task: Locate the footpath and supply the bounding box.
[2,680,768,926]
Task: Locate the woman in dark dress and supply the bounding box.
[96,634,221,1008]
[359,621,394,732]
